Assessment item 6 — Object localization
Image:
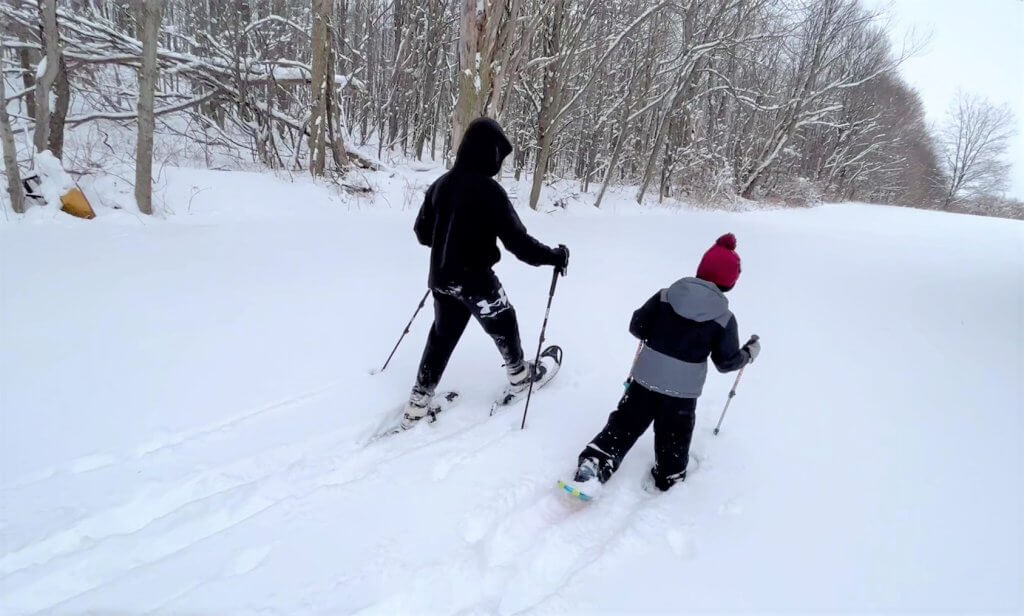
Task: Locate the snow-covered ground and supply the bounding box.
[1,165,1022,615]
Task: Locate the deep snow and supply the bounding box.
[1,165,1022,615]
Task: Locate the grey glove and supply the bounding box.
[743,335,760,364]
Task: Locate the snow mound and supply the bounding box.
[32,150,76,209]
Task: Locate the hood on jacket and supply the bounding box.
[454,117,513,177]
[663,277,730,323]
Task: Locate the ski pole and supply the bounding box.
[713,368,744,435]
[713,334,757,435]
[375,290,430,375]
[520,267,560,430]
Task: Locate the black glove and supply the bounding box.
[553,244,570,276]
[743,335,760,364]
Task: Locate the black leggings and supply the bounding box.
[414,273,525,393]
[580,382,697,490]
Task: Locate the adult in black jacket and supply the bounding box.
[565,234,761,495]
[403,118,569,428]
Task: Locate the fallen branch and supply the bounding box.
[66,91,217,126]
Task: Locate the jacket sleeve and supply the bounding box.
[492,185,559,267]
[629,292,661,341]
[414,185,435,247]
[711,314,749,373]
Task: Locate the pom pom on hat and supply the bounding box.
[715,233,737,250]
[696,233,741,290]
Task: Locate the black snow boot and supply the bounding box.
[643,466,686,494]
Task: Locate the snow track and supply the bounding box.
[2,377,719,614]
[0,380,593,613]
[3,381,339,493]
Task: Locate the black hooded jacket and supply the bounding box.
[414,118,561,287]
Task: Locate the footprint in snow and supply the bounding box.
[667,526,698,559]
[67,453,118,474]
[718,497,743,516]
[462,476,548,547]
[228,544,273,576]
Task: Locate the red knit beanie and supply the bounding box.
[696,233,741,289]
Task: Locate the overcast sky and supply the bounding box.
[862,0,1024,199]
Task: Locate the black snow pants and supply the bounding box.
[580,381,697,491]
[414,272,525,394]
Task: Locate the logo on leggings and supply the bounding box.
[477,288,510,318]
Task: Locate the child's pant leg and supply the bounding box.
[652,396,697,489]
[580,384,657,482]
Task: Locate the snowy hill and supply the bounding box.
[1,167,1022,614]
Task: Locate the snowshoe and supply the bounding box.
[491,345,562,414]
[424,390,460,424]
[557,458,603,502]
[367,391,460,443]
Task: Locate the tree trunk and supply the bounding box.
[48,55,70,159]
[327,77,350,169]
[33,0,60,154]
[528,0,567,210]
[452,0,486,149]
[12,0,37,120]
[452,0,523,149]
[0,73,26,214]
[309,0,333,176]
[413,2,442,160]
[18,51,36,120]
[326,0,349,169]
[529,130,554,211]
[135,0,162,215]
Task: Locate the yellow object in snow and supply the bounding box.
[60,187,96,219]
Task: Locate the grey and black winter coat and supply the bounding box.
[629,277,750,399]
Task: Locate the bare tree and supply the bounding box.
[939,91,1015,209]
[47,55,70,158]
[735,0,898,199]
[452,0,531,148]
[135,0,162,215]
[32,0,60,153]
[527,0,572,210]
[0,64,26,214]
[10,0,37,120]
[634,0,757,203]
[529,0,666,208]
[309,0,332,176]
